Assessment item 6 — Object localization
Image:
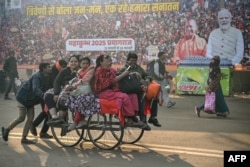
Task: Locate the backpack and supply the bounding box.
[144,80,163,108]
[119,74,142,94]
[145,81,161,101]
[146,59,161,80]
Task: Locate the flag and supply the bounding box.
[83,14,88,20]
[5,0,21,9]
[62,27,69,40]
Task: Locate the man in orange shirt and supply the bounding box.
[174,19,207,62]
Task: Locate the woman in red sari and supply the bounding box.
[94,54,146,128]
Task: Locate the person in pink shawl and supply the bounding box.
[64,57,100,132]
[94,54,146,128]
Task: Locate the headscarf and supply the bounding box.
[209,56,220,68]
[55,59,67,71]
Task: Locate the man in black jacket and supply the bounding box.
[30,60,67,139]
[1,63,52,144]
[152,51,176,108]
[119,52,162,130]
[3,50,19,100]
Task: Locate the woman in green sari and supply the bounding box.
[195,55,229,117]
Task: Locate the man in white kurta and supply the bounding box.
[206,9,244,65]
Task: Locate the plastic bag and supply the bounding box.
[204,92,216,114]
[70,83,92,96]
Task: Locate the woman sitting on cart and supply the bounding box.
[65,57,101,131]
[45,55,80,126]
[94,54,146,128]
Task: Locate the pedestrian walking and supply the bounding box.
[151,51,176,108]
[195,55,230,117]
[3,49,19,100]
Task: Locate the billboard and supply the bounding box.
[0,1,248,66]
[176,67,232,96]
[66,38,135,51]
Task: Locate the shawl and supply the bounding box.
[207,62,221,92]
[94,66,117,93]
[74,65,95,87]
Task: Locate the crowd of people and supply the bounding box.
[1,0,243,145]
[2,52,171,144]
[1,50,232,145]
[0,0,249,65]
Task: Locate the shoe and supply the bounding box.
[47,117,64,126]
[126,118,147,129]
[4,97,12,100]
[61,124,69,136]
[68,122,77,131]
[40,133,53,139]
[76,120,87,129]
[21,138,36,144]
[148,117,162,127]
[195,106,200,117]
[167,101,176,108]
[30,123,37,136]
[143,124,151,131]
[1,127,9,142]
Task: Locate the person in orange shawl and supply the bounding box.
[94,54,146,128]
[174,19,207,62]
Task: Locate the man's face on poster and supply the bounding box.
[218,10,231,30]
[185,20,197,38]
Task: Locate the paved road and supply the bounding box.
[0,93,250,167]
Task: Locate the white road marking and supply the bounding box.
[121,144,223,158]
[2,132,223,158]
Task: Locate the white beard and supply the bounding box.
[219,23,231,31]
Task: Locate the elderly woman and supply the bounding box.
[65,57,100,131]
[94,54,146,128]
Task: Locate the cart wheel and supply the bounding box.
[51,112,84,147]
[109,115,143,144]
[81,129,90,142]
[80,116,90,142]
[87,113,123,150]
[122,125,144,144]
